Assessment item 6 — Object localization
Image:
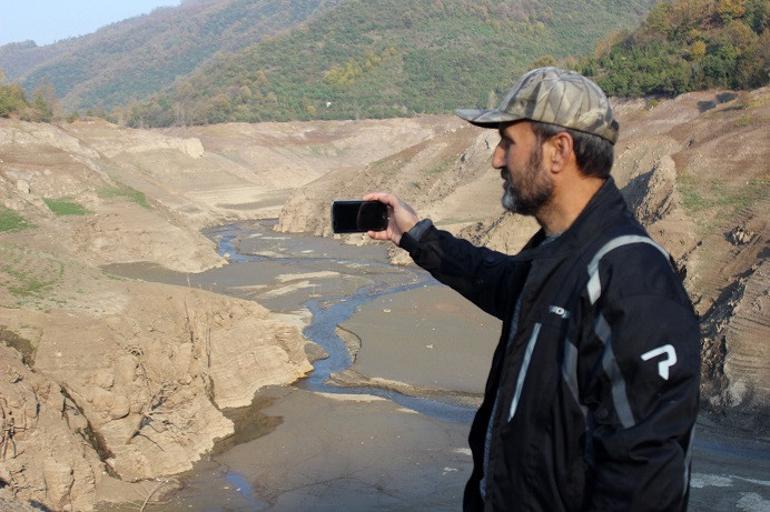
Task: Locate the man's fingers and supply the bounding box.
[363,192,396,208]
[363,191,416,246]
[367,229,390,241]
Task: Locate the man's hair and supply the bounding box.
[531,121,614,179]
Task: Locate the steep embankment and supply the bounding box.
[0,119,302,509]
[278,86,770,423]
[0,119,316,508]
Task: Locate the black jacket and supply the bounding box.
[400,178,700,511]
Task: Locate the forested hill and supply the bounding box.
[581,0,770,96]
[0,0,342,112]
[124,0,657,127]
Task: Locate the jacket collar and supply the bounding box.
[516,176,629,261]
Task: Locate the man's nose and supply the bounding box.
[492,143,505,169]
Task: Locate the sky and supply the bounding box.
[0,1,181,46]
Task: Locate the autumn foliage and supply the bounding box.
[581,0,770,96]
[0,71,57,122]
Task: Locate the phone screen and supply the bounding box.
[331,200,388,233]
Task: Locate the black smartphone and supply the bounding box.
[331,200,389,233]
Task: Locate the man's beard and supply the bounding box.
[501,144,553,215]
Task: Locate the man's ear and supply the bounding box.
[547,132,574,173]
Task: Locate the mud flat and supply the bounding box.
[114,388,471,512]
[97,221,479,511]
[339,285,499,394]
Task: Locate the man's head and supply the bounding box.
[457,67,617,219]
[457,67,619,146]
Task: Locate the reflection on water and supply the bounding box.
[224,471,265,510]
[213,394,283,456]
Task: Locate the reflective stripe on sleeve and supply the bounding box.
[508,322,542,421]
[586,235,669,305]
[562,338,587,419]
[595,313,636,428]
[683,426,696,496]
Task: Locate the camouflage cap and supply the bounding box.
[456,67,619,144]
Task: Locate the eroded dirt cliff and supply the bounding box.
[0,115,471,509]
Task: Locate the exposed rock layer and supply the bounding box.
[0,119,329,508]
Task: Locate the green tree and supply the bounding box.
[0,84,28,117]
[745,0,770,31]
[125,0,665,126]
[30,83,55,122]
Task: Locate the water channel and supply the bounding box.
[214,221,479,422]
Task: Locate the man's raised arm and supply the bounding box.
[364,192,524,320]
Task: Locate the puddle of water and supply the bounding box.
[224,471,263,509]
[213,393,284,456]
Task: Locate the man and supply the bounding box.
[365,67,700,511]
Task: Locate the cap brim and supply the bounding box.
[455,108,521,128]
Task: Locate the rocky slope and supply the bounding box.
[277,87,770,422]
[276,117,494,234]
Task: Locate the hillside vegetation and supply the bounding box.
[0,72,57,122]
[125,0,656,126]
[581,0,770,96]
[0,0,341,112]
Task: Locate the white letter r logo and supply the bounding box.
[641,344,677,380]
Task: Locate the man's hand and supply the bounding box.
[362,192,419,246]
